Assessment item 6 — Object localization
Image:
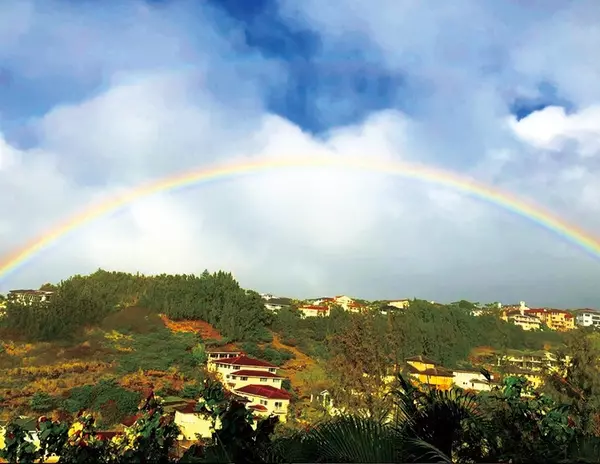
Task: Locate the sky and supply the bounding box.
[1,0,600,308]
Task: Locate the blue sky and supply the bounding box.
[1,0,600,307]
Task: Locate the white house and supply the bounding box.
[206,349,242,363]
[207,354,278,377]
[234,384,291,423]
[7,289,54,305]
[453,369,494,392]
[576,310,600,328]
[228,369,285,390]
[298,305,330,318]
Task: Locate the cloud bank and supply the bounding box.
[0,0,599,307]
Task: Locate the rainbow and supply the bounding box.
[1,155,599,282]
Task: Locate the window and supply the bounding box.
[260,400,268,406]
[273,379,278,383]
[260,378,267,382]
[227,375,231,379]
[241,377,248,381]
[233,366,240,370]
[268,368,276,373]
[274,402,282,409]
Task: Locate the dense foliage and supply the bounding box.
[1,269,271,342]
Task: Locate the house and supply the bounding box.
[508,312,542,331]
[173,401,214,440]
[498,350,563,373]
[576,309,600,328]
[526,308,575,331]
[405,356,454,390]
[7,289,54,305]
[453,369,495,392]
[234,384,291,423]
[206,354,291,421]
[228,369,285,390]
[206,348,243,363]
[207,354,278,377]
[383,299,410,310]
[299,305,330,318]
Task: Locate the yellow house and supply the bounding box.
[526,309,575,331]
[173,402,214,440]
[405,356,454,390]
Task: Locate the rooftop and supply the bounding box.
[216,355,277,369]
[232,369,284,379]
[235,384,292,400]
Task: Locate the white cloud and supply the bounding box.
[0,0,599,308]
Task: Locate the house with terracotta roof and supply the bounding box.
[206,354,291,422]
[234,384,291,423]
[405,356,454,390]
[299,305,330,318]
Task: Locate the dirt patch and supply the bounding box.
[271,333,315,386]
[160,315,223,340]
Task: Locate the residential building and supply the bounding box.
[508,312,542,331]
[299,305,330,318]
[173,401,214,440]
[206,348,242,362]
[384,299,410,310]
[234,385,291,423]
[498,350,563,373]
[7,289,54,305]
[576,310,600,328]
[527,308,575,331]
[206,354,291,421]
[405,355,454,390]
[452,369,495,392]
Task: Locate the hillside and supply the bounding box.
[0,269,571,427]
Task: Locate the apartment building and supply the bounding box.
[576,310,600,328]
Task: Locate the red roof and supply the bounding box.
[300,305,329,311]
[175,401,198,414]
[235,384,292,400]
[248,404,268,411]
[121,413,142,427]
[216,355,277,369]
[232,369,283,378]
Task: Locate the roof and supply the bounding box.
[216,355,277,369]
[235,384,292,400]
[416,367,454,378]
[300,305,329,311]
[248,404,268,412]
[232,369,284,379]
[174,401,198,414]
[406,355,438,365]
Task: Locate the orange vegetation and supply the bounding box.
[159,315,223,340]
[119,370,186,394]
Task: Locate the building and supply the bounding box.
[234,385,291,423]
[206,348,242,363]
[526,308,575,331]
[207,354,291,421]
[383,299,410,310]
[498,350,562,373]
[452,369,495,392]
[298,305,330,318]
[173,401,215,441]
[7,289,54,305]
[405,356,454,390]
[508,312,542,331]
[576,310,600,328]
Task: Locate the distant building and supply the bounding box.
[576,310,600,328]
[7,289,54,305]
[405,356,454,390]
[298,305,330,318]
[383,299,410,310]
[453,369,495,392]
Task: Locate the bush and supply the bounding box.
[30,392,55,412]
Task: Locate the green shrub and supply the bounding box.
[30,392,55,412]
